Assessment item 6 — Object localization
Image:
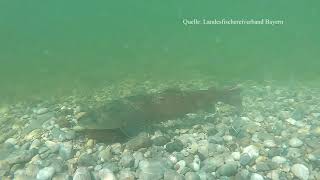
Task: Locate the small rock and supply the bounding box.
[263,140,276,148]
[120,154,134,168]
[138,159,167,180]
[272,156,287,164]
[231,152,240,161]
[0,160,10,176]
[45,141,60,153]
[217,162,238,177]
[126,132,151,151]
[4,138,17,146]
[291,164,309,180]
[30,139,42,149]
[240,153,252,166]
[36,108,48,115]
[98,168,116,180]
[185,172,201,180]
[36,166,55,180]
[250,173,264,180]
[52,173,70,180]
[164,169,184,180]
[25,129,43,140]
[73,167,91,180]
[235,169,250,180]
[50,158,65,173]
[7,149,37,165]
[98,147,112,162]
[25,163,39,177]
[289,137,303,147]
[78,153,96,166]
[86,139,95,148]
[165,140,184,153]
[243,145,259,158]
[118,169,135,180]
[191,155,201,171]
[59,141,73,160]
[175,160,186,174]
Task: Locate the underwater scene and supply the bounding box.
[0,1,320,180]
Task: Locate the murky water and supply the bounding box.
[0,2,320,179]
[1,1,319,102]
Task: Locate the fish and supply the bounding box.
[77,86,242,137]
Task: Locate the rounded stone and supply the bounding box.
[185,172,201,180]
[291,164,309,180]
[263,140,276,148]
[165,140,184,153]
[73,167,91,180]
[36,166,55,180]
[59,142,73,160]
[217,162,238,177]
[98,168,116,180]
[250,173,264,180]
[271,156,287,164]
[240,153,252,166]
[289,138,303,148]
[118,169,135,180]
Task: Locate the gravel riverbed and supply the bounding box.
[0,80,320,180]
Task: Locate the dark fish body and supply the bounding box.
[78,87,242,137]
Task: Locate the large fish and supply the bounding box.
[78,86,242,137]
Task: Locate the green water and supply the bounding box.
[1,0,319,102]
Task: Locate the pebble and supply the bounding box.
[250,173,264,180]
[243,145,259,159]
[138,159,166,180]
[25,163,39,177]
[73,167,91,180]
[0,160,10,176]
[126,132,151,151]
[118,169,135,180]
[30,139,41,149]
[191,155,201,171]
[223,135,233,142]
[25,129,43,140]
[232,152,241,161]
[36,166,55,180]
[52,173,70,180]
[289,137,303,147]
[185,172,201,180]
[291,164,309,180]
[7,149,37,164]
[4,138,17,146]
[263,139,277,148]
[272,156,287,164]
[217,162,238,177]
[120,154,134,168]
[45,141,60,153]
[175,160,186,174]
[165,139,184,153]
[59,141,73,160]
[240,153,252,166]
[35,108,48,115]
[98,147,112,162]
[85,139,94,148]
[164,169,184,180]
[98,168,116,180]
[78,153,96,166]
